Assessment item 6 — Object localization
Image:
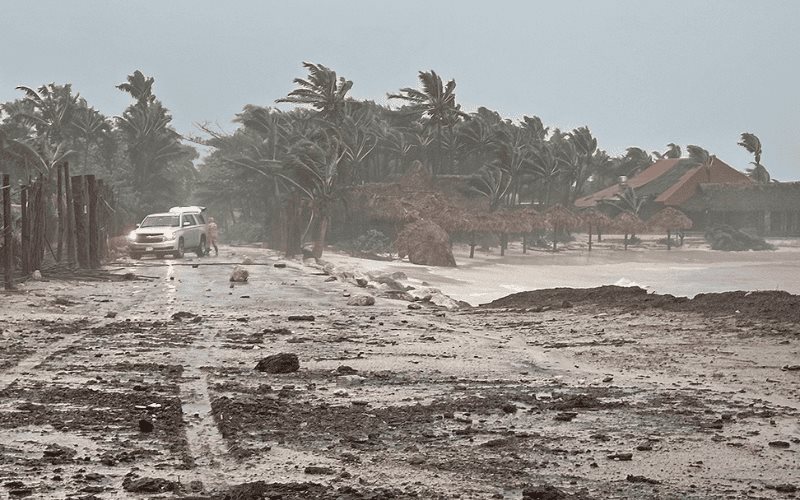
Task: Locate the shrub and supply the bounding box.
[349,230,392,256]
[705,225,774,251]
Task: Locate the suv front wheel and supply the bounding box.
[173,238,185,259]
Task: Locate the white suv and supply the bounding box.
[127,206,209,259]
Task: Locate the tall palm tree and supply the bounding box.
[738,132,770,183]
[388,70,468,176]
[276,62,353,124]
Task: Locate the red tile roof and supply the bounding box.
[575,158,751,208]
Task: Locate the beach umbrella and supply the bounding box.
[544,204,582,252]
[648,207,693,250]
[613,211,647,250]
[580,208,613,251]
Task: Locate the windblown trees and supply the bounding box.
[0,71,196,218]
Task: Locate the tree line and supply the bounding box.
[0,64,773,258]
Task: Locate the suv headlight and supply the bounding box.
[164,233,177,241]
[127,231,137,242]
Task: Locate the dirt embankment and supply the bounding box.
[482,285,800,324]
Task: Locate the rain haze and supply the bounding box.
[1,0,799,179]
[2,2,800,499]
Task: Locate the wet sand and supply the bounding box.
[0,245,798,499]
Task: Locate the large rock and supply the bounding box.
[347,295,375,306]
[255,353,300,373]
[395,220,456,267]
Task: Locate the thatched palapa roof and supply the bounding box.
[545,204,582,229]
[579,208,613,229]
[612,211,647,234]
[648,207,693,231]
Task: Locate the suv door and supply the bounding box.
[181,214,200,248]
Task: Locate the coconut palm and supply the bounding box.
[687,145,715,182]
[388,70,468,176]
[738,132,770,184]
[276,62,353,124]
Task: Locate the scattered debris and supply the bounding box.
[122,475,181,493]
[607,452,633,461]
[288,315,315,322]
[626,475,661,485]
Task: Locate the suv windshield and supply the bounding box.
[141,215,180,228]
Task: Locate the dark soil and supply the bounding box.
[482,285,800,323]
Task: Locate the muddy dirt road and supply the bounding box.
[0,248,798,499]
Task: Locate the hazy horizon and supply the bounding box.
[1,0,798,180]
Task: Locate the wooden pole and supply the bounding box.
[64,162,76,267]
[588,224,593,252]
[56,164,64,262]
[2,174,13,289]
[667,229,672,251]
[86,175,99,268]
[20,185,30,274]
[71,175,89,268]
[97,179,107,261]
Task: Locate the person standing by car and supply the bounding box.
[207,217,219,256]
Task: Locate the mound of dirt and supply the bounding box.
[395,220,456,267]
[483,285,800,323]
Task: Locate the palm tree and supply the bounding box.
[686,145,715,182]
[116,70,155,105]
[388,70,468,176]
[663,143,681,159]
[276,62,353,124]
[738,132,770,183]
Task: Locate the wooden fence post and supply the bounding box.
[56,163,64,262]
[64,162,76,267]
[20,184,30,274]
[86,175,99,268]
[71,175,89,268]
[2,174,13,289]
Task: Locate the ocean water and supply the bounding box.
[325,242,800,305]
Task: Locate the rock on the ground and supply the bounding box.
[347,295,375,306]
[122,476,181,493]
[255,353,300,373]
[230,266,249,282]
[138,419,154,433]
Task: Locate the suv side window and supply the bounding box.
[195,214,206,224]
[182,214,197,226]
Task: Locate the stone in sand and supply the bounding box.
[255,353,300,374]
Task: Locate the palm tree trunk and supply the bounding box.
[312,214,328,259]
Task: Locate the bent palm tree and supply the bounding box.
[687,145,715,182]
[388,70,468,176]
[738,132,770,183]
[276,62,353,124]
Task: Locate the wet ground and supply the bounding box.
[0,246,798,499]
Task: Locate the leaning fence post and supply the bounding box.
[3,174,13,289]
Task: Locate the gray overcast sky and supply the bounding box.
[1,0,798,180]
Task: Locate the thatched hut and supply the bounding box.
[545,204,582,252]
[395,219,456,267]
[613,212,647,250]
[648,207,693,250]
[579,208,613,251]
